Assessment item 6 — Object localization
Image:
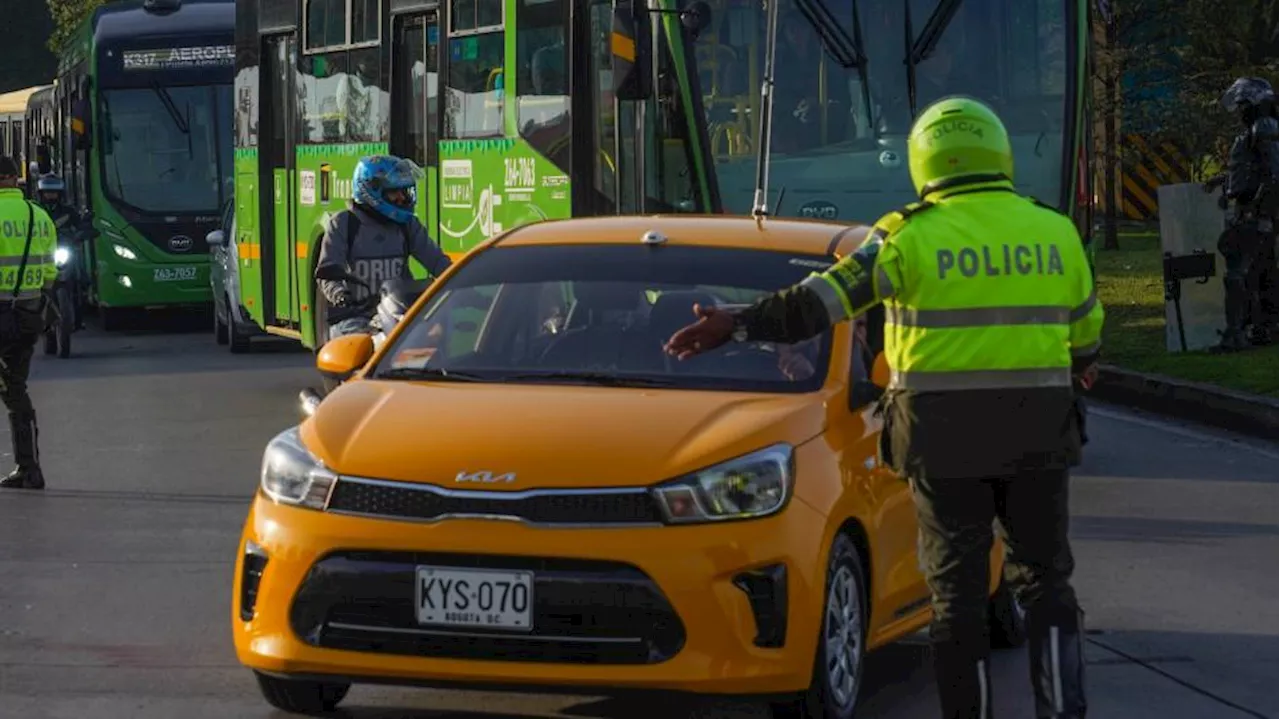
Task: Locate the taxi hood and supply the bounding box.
[302,380,827,488]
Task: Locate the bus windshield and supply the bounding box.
[691,0,1072,221]
[99,83,233,215]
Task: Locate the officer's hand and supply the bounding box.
[664,304,735,361]
[1075,362,1099,390]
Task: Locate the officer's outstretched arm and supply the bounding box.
[736,234,900,344]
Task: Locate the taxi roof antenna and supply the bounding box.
[750,0,782,219]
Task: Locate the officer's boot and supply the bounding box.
[0,412,44,490]
[1027,610,1087,718]
[931,643,994,719]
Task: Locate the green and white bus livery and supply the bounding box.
[49,0,234,326]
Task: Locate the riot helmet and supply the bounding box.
[907,96,1014,198]
[1220,77,1278,123]
[352,155,423,225]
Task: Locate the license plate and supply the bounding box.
[415,566,534,631]
[153,266,197,282]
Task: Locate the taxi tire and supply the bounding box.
[770,533,867,719]
[988,577,1027,649]
[253,671,351,713]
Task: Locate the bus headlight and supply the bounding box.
[651,444,794,524]
[112,244,137,261]
[54,247,71,267]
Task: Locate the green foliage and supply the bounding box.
[1098,0,1279,181]
[0,0,57,93]
[46,0,106,54]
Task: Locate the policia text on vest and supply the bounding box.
[0,155,57,491]
[663,98,1099,719]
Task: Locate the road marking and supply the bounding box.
[1089,406,1279,460]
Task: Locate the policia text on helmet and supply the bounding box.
[0,156,59,490]
[664,95,1101,719]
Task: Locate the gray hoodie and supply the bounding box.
[315,203,451,322]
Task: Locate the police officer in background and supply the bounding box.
[665,97,1101,719]
[1204,77,1279,350]
[0,156,57,490]
[35,174,73,228]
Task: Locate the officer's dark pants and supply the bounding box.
[910,468,1087,719]
[1218,223,1277,346]
[0,310,43,473]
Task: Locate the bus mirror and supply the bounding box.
[71,97,92,151]
[611,0,653,101]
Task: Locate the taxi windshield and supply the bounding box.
[374,244,836,392]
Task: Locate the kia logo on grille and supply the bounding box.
[168,235,194,252]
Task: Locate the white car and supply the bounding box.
[206,200,265,353]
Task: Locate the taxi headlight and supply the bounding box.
[651,444,793,524]
[54,247,70,266]
[260,426,337,509]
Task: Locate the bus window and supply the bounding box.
[446,0,505,138]
[393,14,439,168]
[516,0,569,136]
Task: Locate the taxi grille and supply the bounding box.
[291,552,686,665]
[325,477,664,526]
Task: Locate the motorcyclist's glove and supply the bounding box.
[333,291,354,309]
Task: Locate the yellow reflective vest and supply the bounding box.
[802,182,1105,391]
[0,188,57,301]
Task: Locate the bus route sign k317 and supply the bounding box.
[122,45,234,71]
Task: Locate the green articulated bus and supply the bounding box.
[235,0,1093,349]
[37,0,234,329]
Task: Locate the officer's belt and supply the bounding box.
[890,367,1072,391]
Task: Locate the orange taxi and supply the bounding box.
[232,215,1025,717]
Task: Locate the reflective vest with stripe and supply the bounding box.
[806,184,1104,392]
[0,189,57,301]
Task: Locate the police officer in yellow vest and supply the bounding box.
[665,97,1101,719]
[0,156,57,490]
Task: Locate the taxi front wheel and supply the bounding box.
[771,533,867,719]
[254,671,350,713]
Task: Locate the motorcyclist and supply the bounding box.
[35,174,73,229]
[314,155,452,342]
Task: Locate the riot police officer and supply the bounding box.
[1205,77,1279,350]
[0,156,57,490]
[665,97,1101,719]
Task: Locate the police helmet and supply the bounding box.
[906,96,1014,198]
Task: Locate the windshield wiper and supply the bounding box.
[151,83,191,135]
[377,367,495,382]
[502,371,673,388]
[905,0,963,117]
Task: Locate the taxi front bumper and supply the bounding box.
[232,491,834,696]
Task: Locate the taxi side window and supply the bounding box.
[848,314,879,409]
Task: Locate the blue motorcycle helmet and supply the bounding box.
[352,155,423,225]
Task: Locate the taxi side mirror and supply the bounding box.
[870,351,890,388]
[316,334,374,382]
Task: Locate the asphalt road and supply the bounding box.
[0,320,1275,719]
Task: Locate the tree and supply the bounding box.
[1092,0,1181,250]
[46,0,105,54]
[0,0,57,94]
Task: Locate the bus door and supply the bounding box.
[259,32,300,329]
[390,10,441,252]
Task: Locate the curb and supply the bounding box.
[1087,364,1278,441]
